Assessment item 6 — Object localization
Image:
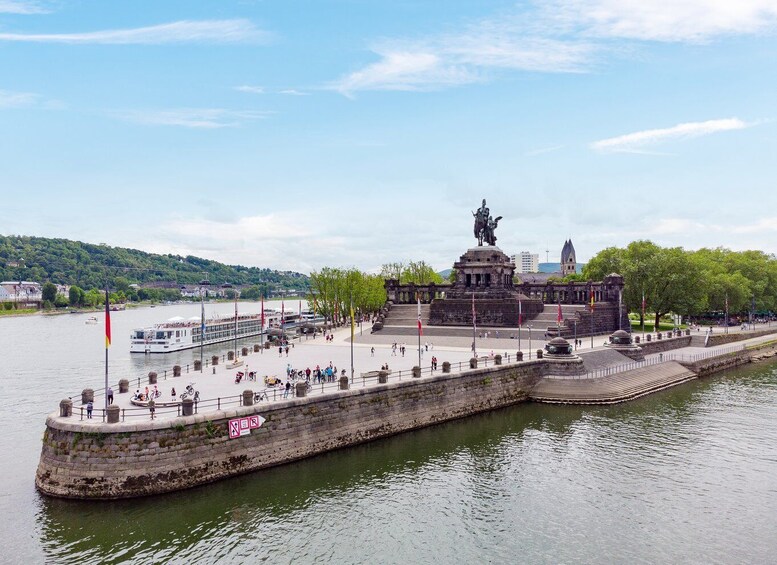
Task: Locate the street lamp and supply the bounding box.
[528,324,532,359]
[199,277,210,372]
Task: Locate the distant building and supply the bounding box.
[510,251,539,274]
[561,239,577,276]
[0,281,42,305]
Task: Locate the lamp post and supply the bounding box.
[199,277,210,372]
[573,320,577,350]
[528,324,532,359]
[15,258,25,308]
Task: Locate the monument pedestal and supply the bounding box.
[429,246,542,327]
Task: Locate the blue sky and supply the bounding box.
[1,0,776,274]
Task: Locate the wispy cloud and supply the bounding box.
[113,108,272,129]
[0,19,267,44]
[0,0,48,14]
[0,88,39,108]
[333,1,777,95]
[279,89,310,96]
[590,118,751,152]
[235,85,265,94]
[544,0,777,42]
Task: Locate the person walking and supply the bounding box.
[371,347,375,357]
[107,387,114,405]
[86,400,93,419]
[284,381,291,398]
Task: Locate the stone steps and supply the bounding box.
[529,361,697,404]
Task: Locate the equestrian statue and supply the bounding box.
[472,199,502,246]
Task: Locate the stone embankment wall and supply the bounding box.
[638,335,692,355]
[37,360,549,500]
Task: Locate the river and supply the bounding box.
[2,304,777,563]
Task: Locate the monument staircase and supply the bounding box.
[533,304,587,336]
[383,304,431,327]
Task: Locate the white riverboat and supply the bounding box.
[130,313,266,354]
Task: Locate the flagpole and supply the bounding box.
[518,300,522,354]
[417,293,421,369]
[260,294,264,354]
[350,293,354,384]
[590,288,594,349]
[104,283,110,412]
[472,292,477,357]
[642,289,646,342]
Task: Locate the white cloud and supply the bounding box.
[0,88,39,108]
[0,0,47,14]
[590,118,750,152]
[113,108,272,129]
[235,85,265,94]
[279,89,310,96]
[545,0,777,42]
[0,19,267,44]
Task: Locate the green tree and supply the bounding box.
[41,282,57,303]
[68,285,84,307]
[401,260,443,284]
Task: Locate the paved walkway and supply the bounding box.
[71,324,777,423]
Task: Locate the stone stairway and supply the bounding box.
[384,304,431,326]
[529,361,697,404]
[532,304,587,336]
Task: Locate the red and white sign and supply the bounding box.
[228,415,266,439]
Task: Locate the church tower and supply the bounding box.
[561,239,577,276]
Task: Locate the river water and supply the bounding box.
[2,305,777,564]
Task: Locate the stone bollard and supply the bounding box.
[242,390,254,406]
[181,398,194,416]
[516,351,524,361]
[228,351,235,361]
[378,370,389,383]
[119,379,129,393]
[494,354,502,365]
[148,372,158,384]
[657,332,663,340]
[685,329,691,336]
[107,404,120,424]
[81,388,94,405]
[536,350,543,359]
[646,334,652,342]
[339,376,350,390]
[194,360,202,371]
[212,355,219,366]
[412,366,421,378]
[60,399,73,417]
[254,344,260,352]
[442,361,451,373]
[635,336,640,344]
[173,365,181,377]
[470,357,478,369]
[242,347,249,357]
[296,382,308,398]
[264,342,271,349]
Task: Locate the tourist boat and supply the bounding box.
[85,316,99,325]
[130,313,266,354]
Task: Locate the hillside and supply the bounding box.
[0,235,308,292]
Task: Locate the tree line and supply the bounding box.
[583,240,777,327]
[0,235,309,304]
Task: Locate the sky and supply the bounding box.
[1,0,776,274]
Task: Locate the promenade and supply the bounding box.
[66,323,777,423]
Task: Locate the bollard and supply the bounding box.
[469,358,478,369]
[60,399,73,417]
[494,354,502,365]
[685,329,691,336]
[148,371,158,384]
[339,376,349,390]
[442,361,451,373]
[227,351,235,361]
[107,404,120,423]
[211,355,219,366]
[119,379,129,393]
[242,347,249,357]
[516,351,523,362]
[646,334,652,342]
[412,366,421,378]
[194,360,202,371]
[378,371,389,384]
[635,336,640,344]
[295,382,308,398]
[181,398,194,416]
[254,344,260,352]
[242,390,254,406]
[173,365,181,377]
[657,332,663,340]
[536,349,543,359]
[81,388,94,405]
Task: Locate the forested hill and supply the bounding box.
[0,235,309,291]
